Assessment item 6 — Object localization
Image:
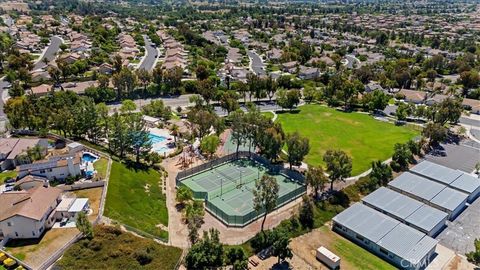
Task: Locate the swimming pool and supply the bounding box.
[82,152,98,163]
[149,133,168,144]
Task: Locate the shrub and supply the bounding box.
[133,250,153,265]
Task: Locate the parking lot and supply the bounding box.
[436,195,480,254]
[425,140,480,173]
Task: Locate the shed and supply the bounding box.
[388,172,445,202]
[316,246,340,269]
[67,142,84,153]
[429,188,467,220]
[410,161,463,185]
[449,173,480,203]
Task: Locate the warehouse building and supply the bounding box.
[361,187,448,236]
[410,161,480,203]
[388,172,468,220]
[332,203,438,270]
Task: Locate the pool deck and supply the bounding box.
[149,127,175,155]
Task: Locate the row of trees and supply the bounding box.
[5,91,156,163]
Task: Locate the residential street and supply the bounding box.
[247,50,266,76]
[32,36,63,71]
[138,35,158,71]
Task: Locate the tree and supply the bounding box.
[253,174,279,233]
[219,91,239,115]
[195,64,209,81]
[323,150,352,191]
[466,239,480,265]
[422,122,447,147]
[391,143,413,172]
[8,80,24,97]
[136,69,151,97]
[185,228,224,270]
[120,99,137,114]
[126,114,152,163]
[302,86,317,103]
[370,160,393,187]
[363,90,389,112]
[230,110,247,156]
[432,97,463,125]
[76,211,93,239]
[200,134,220,158]
[299,195,314,229]
[396,102,413,121]
[112,67,137,100]
[286,132,310,170]
[226,247,248,270]
[271,232,293,265]
[109,112,129,158]
[306,166,328,199]
[256,122,285,161]
[277,89,300,111]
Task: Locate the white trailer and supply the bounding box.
[316,246,340,269]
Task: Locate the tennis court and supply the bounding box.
[178,157,306,226]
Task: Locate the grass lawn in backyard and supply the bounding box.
[93,157,108,179]
[55,225,182,270]
[277,105,420,175]
[104,161,168,239]
[291,226,395,270]
[0,170,17,183]
[261,111,275,120]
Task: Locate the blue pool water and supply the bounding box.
[82,153,98,163]
[149,133,168,144]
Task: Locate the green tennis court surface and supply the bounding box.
[178,158,306,226]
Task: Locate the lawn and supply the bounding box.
[55,225,182,270]
[276,105,419,175]
[290,226,395,270]
[0,170,17,183]
[104,161,168,240]
[94,157,109,180]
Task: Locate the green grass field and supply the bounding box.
[0,170,17,183]
[277,105,419,175]
[104,161,168,239]
[94,157,109,179]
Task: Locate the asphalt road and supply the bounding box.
[33,36,62,71]
[0,80,10,117]
[460,116,480,128]
[138,35,158,71]
[344,54,360,69]
[247,50,266,76]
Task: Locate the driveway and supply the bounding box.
[343,54,360,69]
[33,36,62,71]
[138,35,158,71]
[247,50,266,76]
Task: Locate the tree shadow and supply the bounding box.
[124,160,150,172]
[272,261,292,270]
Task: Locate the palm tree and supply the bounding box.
[171,124,179,145]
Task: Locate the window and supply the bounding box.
[40,170,45,174]
[32,231,35,236]
[48,169,52,172]
[15,232,18,237]
[380,248,389,255]
[356,234,364,241]
[7,222,12,226]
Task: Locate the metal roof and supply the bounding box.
[333,203,438,265]
[388,172,446,201]
[430,188,468,212]
[376,224,438,265]
[362,187,423,220]
[410,161,463,185]
[450,173,480,194]
[405,205,448,233]
[362,187,447,233]
[332,203,399,242]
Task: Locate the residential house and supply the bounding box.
[0,138,49,171]
[16,154,82,181]
[298,66,320,80]
[398,89,427,104]
[282,61,299,73]
[0,185,62,240]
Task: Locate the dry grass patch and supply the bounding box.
[72,187,103,221]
